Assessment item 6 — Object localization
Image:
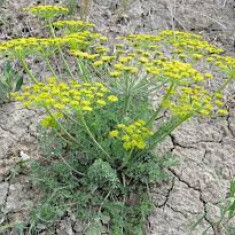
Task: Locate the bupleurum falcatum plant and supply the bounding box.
[1,3,235,234]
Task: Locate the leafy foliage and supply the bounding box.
[0,61,23,102]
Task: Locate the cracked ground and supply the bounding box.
[149,113,235,234]
[1,0,235,234]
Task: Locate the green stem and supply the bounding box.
[146,83,174,127]
[47,20,75,79]
[76,58,89,81]
[54,129,73,145]
[214,74,234,95]
[43,52,58,79]
[126,148,134,162]
[123,72,132,114]
[45,107,82,147]
[59,154,85,176]
[124,93,132,115]
[77,110,111,159]
[62,111,83,127]
[19,57,38,84]
[76,58,84,76]
[150,114,192,149]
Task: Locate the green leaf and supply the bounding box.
[15,76,23,91]
[228,200,235,218]
[229,178,235,198]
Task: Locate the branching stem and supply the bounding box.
[19,57,38,84]
[146,83,174,127]
[77,110,111,159]
[47,20,75,79]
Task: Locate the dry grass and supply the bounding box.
[80,0,92,20]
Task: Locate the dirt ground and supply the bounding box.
[0,0,235,234]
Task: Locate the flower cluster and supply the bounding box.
[109,63,139,76]
[64,32,107,50]
[118,30,223,64]
[159,30,224,55]
[145,60,204,83]
[93,55,116,68]
[12,78,118,113]
[163,85,227,117]
[24,5,69,19]
[53,20,95,29]
[40,112,63,127]
[0,32,99,57]
[118,34,162,45]
[207,54,235,72]
[0,37,40,55]
[70,49,99,60]
[93,52,141,76]
[109,120,154,150]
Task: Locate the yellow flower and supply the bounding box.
[101,56,115,62]
[119,56,132,64]
[136,141,146,149]
[93,60,104,67]
[114,63,125,71]
[204,73,213,79]
[109,71,121,77]
[129,67,138,74]
[53,20,94,29]
[116,44,125,49]
[70,100,80,106]
[70,50,99,60]
[109,130,119,137]
[24,5,69,19]
[81,100,91,106]
[86,94,94,99]
[40,117,51,127]
[61,98,70,103]
[214,100,224,107]
[40,116,56,127]
[207,57,214,63]
[217,109,228,116]
[100,87,108,93]
[214,93,223,99]
[82,106,93,111]
[96,100,106,106]
[123,142,132,150]
[109,120,153,150]
[192,54,203,60]
[96,92,104,98]
[139,57,149,64]
[134,120,145,126]
[23,101,32,108]
[15,96,24,101]
[95,46,109,53]
[53,103,65,110]
[199,110,210,116]
[117,124,125,129]
[122,135,130,141]
[99,36,108,41]
[108,95,118,102]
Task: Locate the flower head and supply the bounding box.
[109,120,153,150]
[13,79,118,114]
[24,5,69,19]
